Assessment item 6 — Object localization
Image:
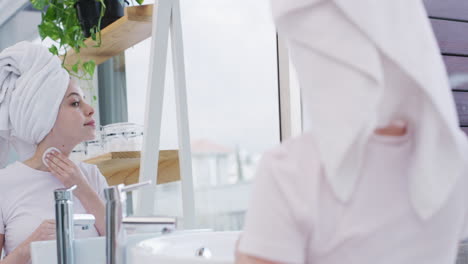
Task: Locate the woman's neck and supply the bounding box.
[22,140,77,172]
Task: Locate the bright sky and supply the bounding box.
[125,0,280,152]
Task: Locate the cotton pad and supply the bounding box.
[42,147,61,167]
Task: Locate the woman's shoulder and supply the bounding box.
[259,132,323,185]
[0,162,25,199]
[0,162,25,179]
[75,161,108,191]
[0,161,23,171]
[253,133,322,229]
[75,161,102,180]
[75,161,98,172]
[262,132,321,168]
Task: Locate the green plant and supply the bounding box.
[30,0,106,79]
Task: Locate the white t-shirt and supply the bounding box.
[239,132,468,264]
[0,161,109,256]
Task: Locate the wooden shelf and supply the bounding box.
[84,150,180,186]
[63,4,153,68]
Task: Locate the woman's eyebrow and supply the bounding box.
[67,92,82,98]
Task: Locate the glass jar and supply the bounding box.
[124,131,143,151]
[70,142,87,162]
[85,139,103,158]
[103,132,126,152]
[102,122,144,152]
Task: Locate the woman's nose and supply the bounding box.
[85,103,94,117]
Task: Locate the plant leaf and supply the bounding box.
[82,60,96,78]
[30,0,48,10]
[33,0,101,80]
[48,45,59,55]
[90,28,97,41]
[44,5,57,21]
[39,21,62,41]
[37,23,46,40]
[136,0,143,4]
[72,63,79,73]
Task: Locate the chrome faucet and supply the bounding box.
[104,181,177,264]
[54,185,76,264]
[54,185,96,264]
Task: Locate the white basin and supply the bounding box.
[30,232,161,264]
[130,231,241,264]
[30,229,211,264]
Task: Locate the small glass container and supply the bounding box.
[85,139,103,158]
[125,131,143,151]
[70,142,87,162]
[103,133,125,152]
[102,123,144,152]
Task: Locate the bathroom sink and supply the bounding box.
[30,229,211,264]
[30,232,160,264]
[130,231,241,264]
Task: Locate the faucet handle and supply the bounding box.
[104,181,153,220]
[120,180,152,193]
[54,185,77,201]
[104,181,152,202]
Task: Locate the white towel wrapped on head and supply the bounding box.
[0,41,69,167]
[272,0,468,220]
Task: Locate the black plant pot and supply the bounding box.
[75,0,125,38]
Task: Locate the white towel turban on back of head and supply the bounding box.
[271,0,468,220]
[0,41,69,167]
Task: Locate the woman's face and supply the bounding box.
[51,79,96,144]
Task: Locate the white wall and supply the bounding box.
[0,0,29,27]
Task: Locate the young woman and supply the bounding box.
[236,0,468,263]
[0,42,107,264]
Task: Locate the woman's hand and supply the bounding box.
[0,220,56,264]
[45,150,87,189]
[44,150,106,236]
[25,220,56,243]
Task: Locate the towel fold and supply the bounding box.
[0,41,69,167]
[271,0,468,219]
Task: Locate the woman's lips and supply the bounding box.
[84,120,96,127]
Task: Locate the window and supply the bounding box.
[125,0,280,230]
